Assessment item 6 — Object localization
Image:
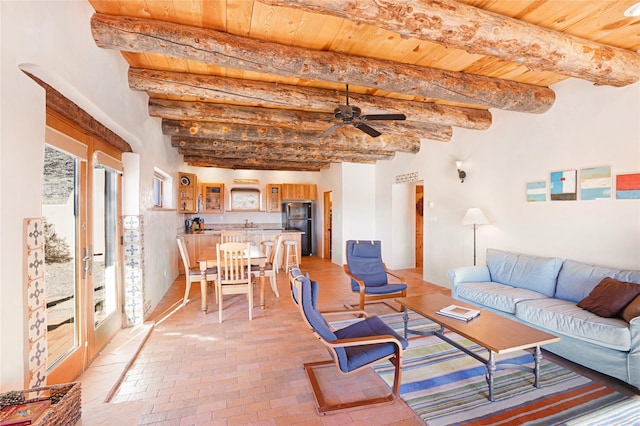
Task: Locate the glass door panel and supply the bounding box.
[92,166,118,327]
[42,146,80,368]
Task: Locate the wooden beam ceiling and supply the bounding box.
[86,0,640,171]
[92,13,555,112]
[128,67,492,129]
[149,99,453,141]
[163,119,446,147]
[261,0,640,87]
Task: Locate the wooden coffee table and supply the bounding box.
[396,294,560,401]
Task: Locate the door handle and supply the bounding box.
[82,246,94,278]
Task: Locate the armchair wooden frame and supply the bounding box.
[344,240,407,312]
[343,263,407,312]
[290,271,404,414]
[303,337,403,414]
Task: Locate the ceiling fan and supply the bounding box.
[319,84,407,138]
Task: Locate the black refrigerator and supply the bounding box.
[283,202,313,256]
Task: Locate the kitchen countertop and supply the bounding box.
[181,228,303,236]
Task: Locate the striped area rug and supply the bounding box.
[331,313,640,425]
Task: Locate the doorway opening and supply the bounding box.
[323,191,332,260]
[416,184,424,273]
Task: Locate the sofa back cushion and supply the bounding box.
[615,269,640,285]
[555,259,640,303]
[486,249,562,297]
[556,260,621,303]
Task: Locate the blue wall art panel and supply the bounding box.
[527,181,546,202]
[550,170,577,201]
[581,166,611,200]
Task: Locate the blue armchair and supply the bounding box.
[344,240,408,312]
[290,269,408,414]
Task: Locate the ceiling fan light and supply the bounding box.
[624,2,640,17]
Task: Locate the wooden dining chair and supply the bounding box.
[216,242,254,322]
[252,234,283,298]
[221,230,244,243]
[176,237,216,306]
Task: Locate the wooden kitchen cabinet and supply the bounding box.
[282,183,317,201]
[177,172,198,213]
[201,183,225,213]
[266,184,282,212]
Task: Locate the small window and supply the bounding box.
[152,167,173,208]
[153,173,163,207]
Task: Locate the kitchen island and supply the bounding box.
[178,228,303,273]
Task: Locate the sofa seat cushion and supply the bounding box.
[486,249,562,297]
[456,282,549,314]
[516,299,631,351]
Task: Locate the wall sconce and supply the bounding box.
[456,161,466,183]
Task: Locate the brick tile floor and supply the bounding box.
[77,256,638,425]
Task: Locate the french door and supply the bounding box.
[43,125,122,383]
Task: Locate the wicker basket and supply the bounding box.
[0,382,81,426]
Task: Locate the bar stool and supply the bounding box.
[283,239,300,273]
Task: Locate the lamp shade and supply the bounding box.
[461,208,489,226]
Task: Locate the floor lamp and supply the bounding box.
[462,208,489,265]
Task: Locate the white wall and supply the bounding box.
[390,182,416,269]
[1,1,180,390]
[369,78,640,287]
[339,163,377,263]
[318,164,343,262]
[316,162,379,266]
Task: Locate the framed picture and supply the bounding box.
[580,166,611,200]
[526,181,546,202]
[550,170,577,201]
[616,173,640,199]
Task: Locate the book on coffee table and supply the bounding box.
[437,304,480,321]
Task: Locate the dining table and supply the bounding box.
[197,244,268,314]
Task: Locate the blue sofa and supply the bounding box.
[448,248,640,389]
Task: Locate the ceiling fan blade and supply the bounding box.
[362,113,407,121]
[319,123,343,138]
[354,122,382,138]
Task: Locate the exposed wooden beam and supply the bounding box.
[171,132,420,154]
[163,119,436,149]
[92,12,555,113]
[129,68,492,130]
[25,72,132,153]
[259,0,640,87]
[149,99,452,141]
[183,156,330,171]
[178,147,392,163]
[176,141,395,159]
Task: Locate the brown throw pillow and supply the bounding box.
[577,277,640,318]
[622,295,640,322]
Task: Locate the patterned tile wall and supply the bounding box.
[123,215,144,326]
[25,218,47,387]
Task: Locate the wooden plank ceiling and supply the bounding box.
[88,0,640,171]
